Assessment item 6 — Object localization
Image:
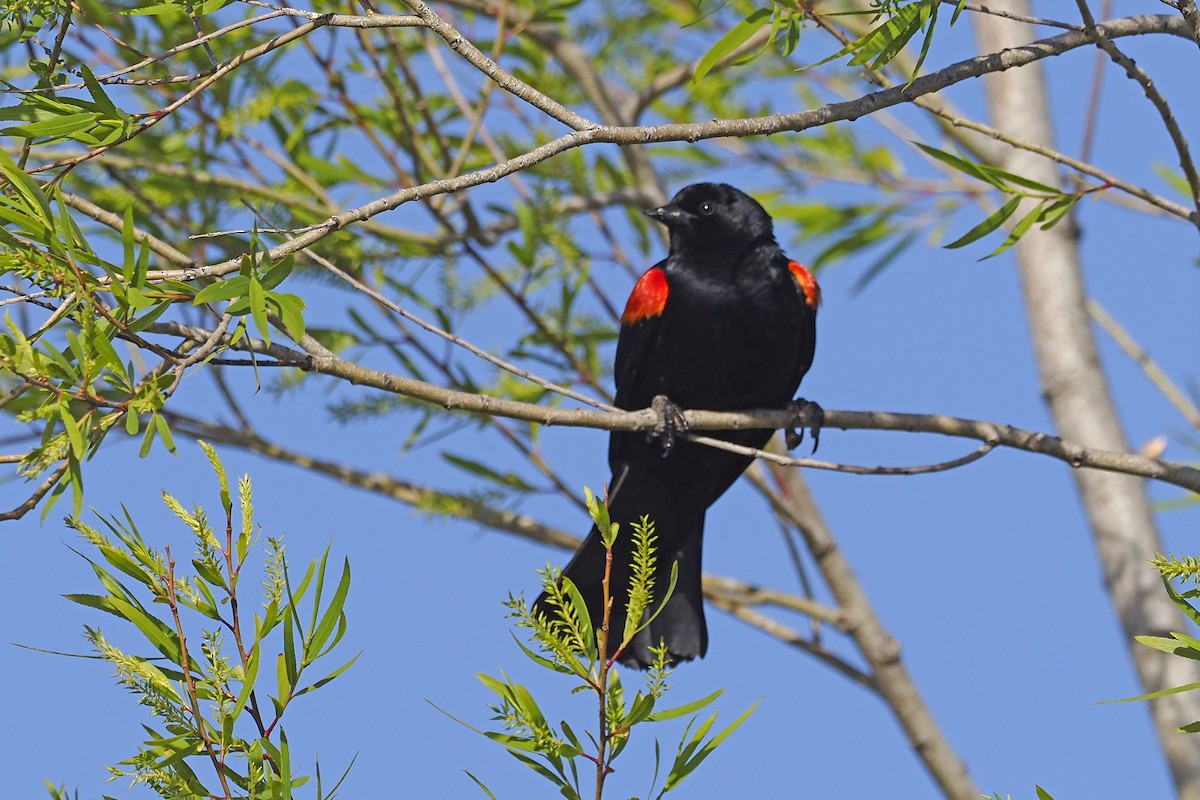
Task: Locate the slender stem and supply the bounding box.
[595,542,615,800]
[165,545,235,799]
[1077,1,1200,216]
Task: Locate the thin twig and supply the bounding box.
[1077,2,1200,217]
[688,435,998,475]
[706,594,875,688]
[0,461,69,522]
[398,0,597,132]
[28,17,337,174]
[1088,299,1200,430]
[943,0,1080,29]
[264,213,614,411]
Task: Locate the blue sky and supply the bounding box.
[4,3,1200,799]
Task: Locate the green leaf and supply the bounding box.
[192,557,227,590]
[981,200,1043,260]
[859,5,922,70]
[79,64,119,117]
[59,405,85,460]
[90,321,124,376]
[294,651,361,697]
[976,163,1061,194]
[508,630,564,672]
[283,607,299,691]
[229,643,261,721]
[1102,679,1200,704]
[2,111,99,139]
[559,576,595,658]
[692,7,772,84]
[944,196,1021,249]
[1038,195,1079,231]
[0,148,53,224]
[64,592,128,619]
[442,452,535,492]
[260,255,295,290]
[153,412,176,454]
[664,699,760,791]
[464,771,500,800]
[249,275,270,344]
[914,142,1005,189]
[308,558,350,658]
[806,3,921,72]
[647,689,723,722]
[106,595,183,663]
[269,292,306,342]
[193,276,250,305]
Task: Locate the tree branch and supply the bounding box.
[1076,2,1200,216]
[750,459,977,799]
[975,5,1200,794]
[141,319,1200,494]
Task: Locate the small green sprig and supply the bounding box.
[54,442,357,798]
[447,486,757,799]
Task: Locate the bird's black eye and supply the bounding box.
[699,202,714,215]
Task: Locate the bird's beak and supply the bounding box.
[645,203,694,227]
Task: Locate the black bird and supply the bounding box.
[539,183,820,667]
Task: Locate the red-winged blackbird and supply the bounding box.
[538,183,820,668]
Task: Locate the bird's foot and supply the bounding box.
[785,398,824,453]
[649,395,688,457]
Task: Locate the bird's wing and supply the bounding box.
[609,263,669,469]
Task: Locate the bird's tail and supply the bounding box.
[535,469,708,668]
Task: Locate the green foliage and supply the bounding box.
[56,442,357,797]
[1107,557,1200,732]
[443,488,754,798]
[802,0,967,78]
[1150,553,1200,583]
[913,144,1107,258]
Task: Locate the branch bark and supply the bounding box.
[974,4,1200,797]
[753,460,978,799]
[136,320,1200,495]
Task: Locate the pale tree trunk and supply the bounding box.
[973,4,1200,797]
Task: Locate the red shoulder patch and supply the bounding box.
[621,267,669,325]
[788,260,821,309]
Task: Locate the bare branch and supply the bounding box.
[1088,299,1200,430]
[167,412,868,684]
[945,1,1080,29]
[705,594,875,689]
[398,0,596,131]
[689,434,998,475]
[1076,3,1200,216]
[975,5,1200,792]
[138,320,1200,494]
[750,461,977,799]
[0,461,69,522]
[1173,0,1200,46]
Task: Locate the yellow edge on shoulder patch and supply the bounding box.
[788,260,821,308]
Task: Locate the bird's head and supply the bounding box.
[645,183,774,254]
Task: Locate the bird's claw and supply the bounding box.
[649,395,688,457]
[785,398,824,453]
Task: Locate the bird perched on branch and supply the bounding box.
[538,182,821,668]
